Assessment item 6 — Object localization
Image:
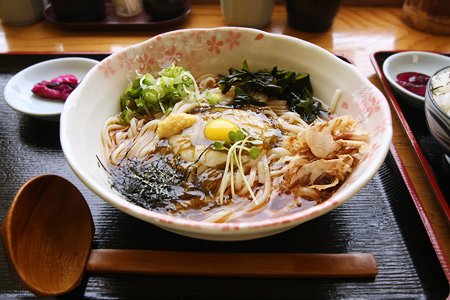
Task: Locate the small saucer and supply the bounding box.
[4,57,98,121]
[383,51,450,110]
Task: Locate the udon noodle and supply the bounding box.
[101,67,369,223]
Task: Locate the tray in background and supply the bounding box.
[43,2,191,31]
[371,51,450,224]
[0,52,449,299]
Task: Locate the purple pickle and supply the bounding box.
[395,72,430,96]
[32,74,78,101]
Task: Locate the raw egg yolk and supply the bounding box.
[204,118,239,141]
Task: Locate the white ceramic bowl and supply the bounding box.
[4,57,99,121]
[60,27,392,241]
[383,51,450,110]
[425,66,450,164]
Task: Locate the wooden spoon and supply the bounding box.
[1,175,378,298]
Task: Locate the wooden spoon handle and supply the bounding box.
[87,250,377,278]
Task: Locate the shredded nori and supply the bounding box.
[97,146,212,214]
[109,157,185,213]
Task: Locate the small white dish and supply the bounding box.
[4,57,99,121]
[383,51,450,110]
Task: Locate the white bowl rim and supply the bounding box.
[61,27,393,237]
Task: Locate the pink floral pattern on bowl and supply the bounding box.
[96,29,264,78]
[61,27,392,241]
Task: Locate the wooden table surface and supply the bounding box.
[1,2,450,272]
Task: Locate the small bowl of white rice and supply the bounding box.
[425,66,450,164]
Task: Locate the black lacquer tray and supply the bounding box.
[371,51,450,225]
[0,53,449,299]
